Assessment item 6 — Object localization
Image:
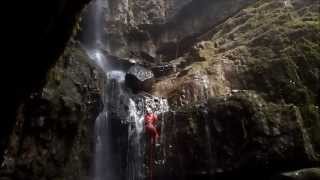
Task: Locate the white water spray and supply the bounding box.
[81,0,170,179]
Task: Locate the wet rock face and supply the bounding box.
[0,44,105,180]
[82,0,259,60]
[4,0,319,179]
[150,0,320,179]
[157,92,318,179]
[2,0,91,166]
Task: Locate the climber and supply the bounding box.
[144,108,159,144]
[144,108,159,180]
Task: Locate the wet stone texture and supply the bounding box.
[0,44,105,180]
[2,0,319,179]
[149,1,319,179]
[156,91,319,180]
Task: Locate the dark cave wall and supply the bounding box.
[2,0,92,165]
[1,44,105,180]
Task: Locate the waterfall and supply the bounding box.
[126,94,169,180]
[82,0,121,179]
[80,0,170,179]
[94,70,169,180]
[94,111,118,180]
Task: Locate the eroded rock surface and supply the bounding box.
[0,44,105,180]
[3,0,319,179]
[150,0,319,179]
[156,91,318,179]
[80,0,260,61]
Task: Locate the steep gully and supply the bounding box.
[2,0,317,179]
[81,0,169,179]
[81,0,320,179]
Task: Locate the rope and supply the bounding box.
[149,138,154,180]
[175,41,180,59]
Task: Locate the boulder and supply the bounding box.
[125,65,155,93]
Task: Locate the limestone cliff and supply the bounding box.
[150,0,320,179]
[79,0,259,60]
[1,0,319,179]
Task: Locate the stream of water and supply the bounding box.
[81,0,169,179]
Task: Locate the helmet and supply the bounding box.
[146,108,152,114]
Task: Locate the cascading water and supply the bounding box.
[94,110,118,180]
[126,94,169,180]
[82,0,118,179]
[80,0,169,179]
[93,69,169,180]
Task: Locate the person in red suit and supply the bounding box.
[144,108,159,180]
[144,108,159,143]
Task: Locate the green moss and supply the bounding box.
[288,39,320,100]
[300,105,320,152]
[246,55,317,105]
[299,39,320,63]
[241,4,319,104]
[285,13,320,30]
